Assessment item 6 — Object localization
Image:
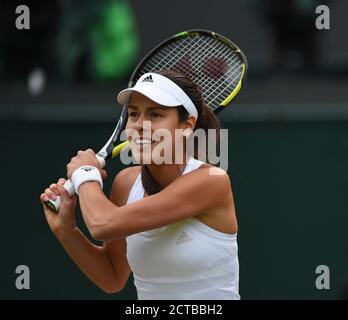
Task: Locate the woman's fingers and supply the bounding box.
[100,169,107,179]
[58,178,66,186]
[57,183,73,203]
[45,187,57,201]
[40,179,66,205]
[40,193,57,223]
[40,193,49,202]
[49,183,60,196]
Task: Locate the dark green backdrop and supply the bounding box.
[1,120,347,299]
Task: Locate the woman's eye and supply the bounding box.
[128,112,138,117]
[151,112,161,118]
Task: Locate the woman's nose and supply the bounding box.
[134,115,145,133]
[136,116,152,133]
[127,116,151,138]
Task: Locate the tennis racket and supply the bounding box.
[45,29,248,213]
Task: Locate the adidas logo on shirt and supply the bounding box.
[176,231,193,244]
[142,75,153,82]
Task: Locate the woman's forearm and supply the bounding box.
[54,226,120,293]
[78,182,120,240]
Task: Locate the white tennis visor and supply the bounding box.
[117,72,198,119]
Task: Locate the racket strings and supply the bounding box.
[141,37,220,76]
[165,39,215,93]
[144,36,202,76]
[145,37,215,82]
[137,34,244,110]
[177,38,228,84]
[190,45,242,105]
[205,60,243,106]
[144,36,199,72]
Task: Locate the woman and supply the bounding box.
[40,70,240,300]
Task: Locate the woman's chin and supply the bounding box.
[131,147,154,164]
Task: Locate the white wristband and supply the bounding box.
[71,166,103,195]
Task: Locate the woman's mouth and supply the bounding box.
[135,138,155,145]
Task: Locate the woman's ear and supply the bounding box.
[184,115,197,131]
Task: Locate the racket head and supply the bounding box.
[128,29,248,114]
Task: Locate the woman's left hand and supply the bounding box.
[67,149,107,179]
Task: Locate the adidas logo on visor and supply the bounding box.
[142,75,153,82]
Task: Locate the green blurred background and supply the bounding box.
[1,0,348,299]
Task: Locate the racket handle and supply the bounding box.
[45,154,106,213]
[45,180,74,212]
[96,154,106,168]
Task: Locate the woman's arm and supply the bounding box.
[54,226,124,293]
[78,166,232,242]
[41,169,134,294]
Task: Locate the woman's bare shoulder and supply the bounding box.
[192,162,230,183]
[110,166,141,206]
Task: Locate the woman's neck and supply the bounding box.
[145,159,190,189]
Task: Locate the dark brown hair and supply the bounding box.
[141,69,220,195]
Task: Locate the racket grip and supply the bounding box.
[45,180,75,213]
[96,154,106,168]
[45,155,106,213]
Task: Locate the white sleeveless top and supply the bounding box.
[126,157,240,300]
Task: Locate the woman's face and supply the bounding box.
[125,92,195,164]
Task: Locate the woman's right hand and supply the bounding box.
[40,178,77,235]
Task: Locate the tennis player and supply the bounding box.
[40,70,240,300]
